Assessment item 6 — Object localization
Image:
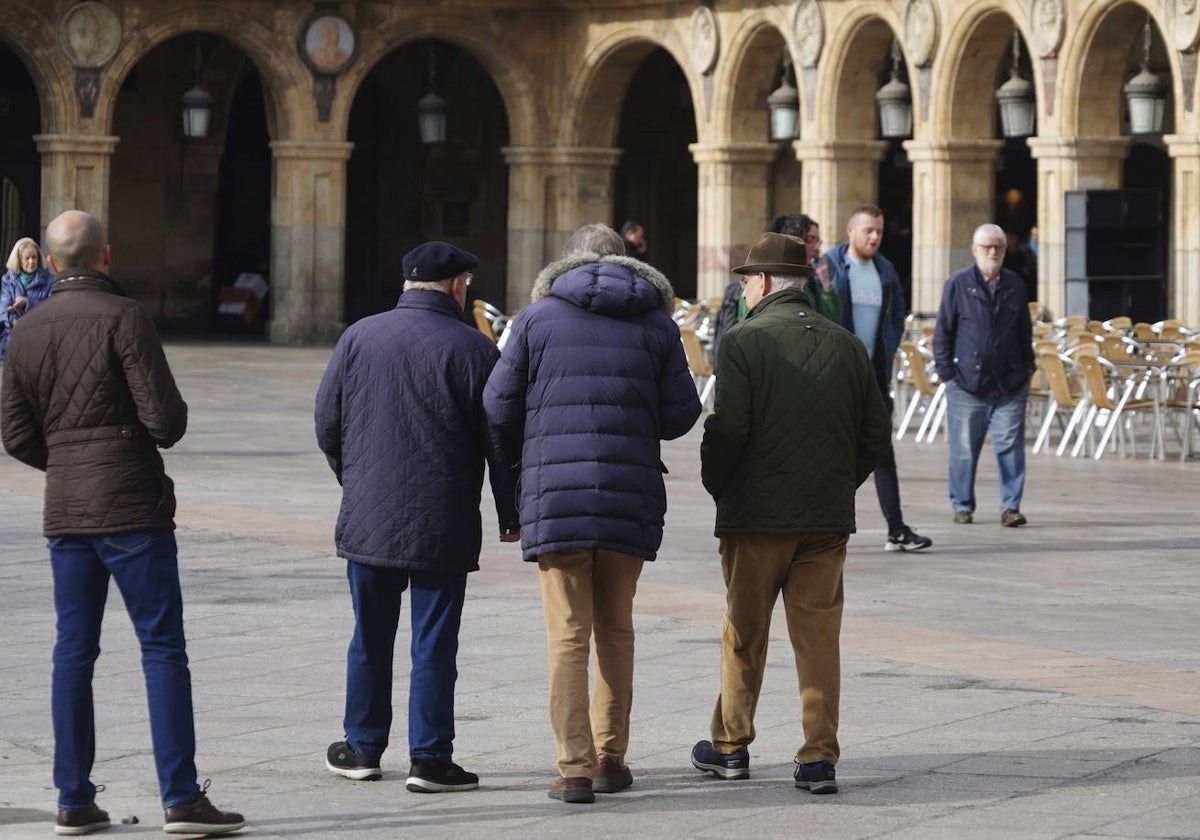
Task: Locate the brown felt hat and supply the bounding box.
[731,232,814,277]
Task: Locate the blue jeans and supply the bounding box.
[49,530,199,810]
[343,561,467,764]
[945,380,1029,515]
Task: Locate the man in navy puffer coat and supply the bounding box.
[315,241,518,793]
[484,224,701,803]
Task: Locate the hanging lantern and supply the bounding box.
[418,48,447,144]
[996,29,1035,138]
[1124,16,1166,135]
[181,40,213,139]
[767,51,799,142]
[875,39,912,139]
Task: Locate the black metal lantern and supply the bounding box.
[875,39,911,139]
[417,48,447,145]
[996,29,1035,138]
[767,51,799,142]
[181,40,213,139]
[1124,16,1166,135]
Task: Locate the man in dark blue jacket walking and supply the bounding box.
[933,224,1035,526]
[815,205,932,552]
[485,224,701,804]
[315,241,519,792]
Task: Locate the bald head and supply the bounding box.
[46,210,107,272]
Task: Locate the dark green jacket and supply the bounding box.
[700,288,892,536]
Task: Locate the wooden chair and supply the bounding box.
[1032,347,1087,456]
[1102,315,1133,334]
[895,341,945,442]
[1133,322,1157,341]
[680,327,716,410]
[1073,353,1160,459]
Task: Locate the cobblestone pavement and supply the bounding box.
[2,341,1197,839]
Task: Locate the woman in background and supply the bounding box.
[1,237,54,361]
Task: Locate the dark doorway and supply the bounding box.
[995,137,1038,302]
[614,48,698,299]
[0,41,40,250]
[346,40,510,324]
[878,140,914,312]
[212,65,271,335]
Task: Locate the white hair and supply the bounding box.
[972,223,1006,246]
[5,237,42,273]
[563,224,625,258]
[403,279,453,294]
[769,273,804,291]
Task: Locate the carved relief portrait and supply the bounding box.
[904,0,938,67]
[690,6,720,76]
[1166,0,1200,51]
[59,2,122,68]
[793,0,824,68]
[299,13,356,75]
[1030,0,1065,57]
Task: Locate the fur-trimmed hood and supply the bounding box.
[529,253,676,315]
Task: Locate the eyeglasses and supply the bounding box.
[737,272,764,287]
[461,272,474,286]
[974,243,1005,252]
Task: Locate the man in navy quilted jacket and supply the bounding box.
[484,224,701,803]
[315,241,519,793]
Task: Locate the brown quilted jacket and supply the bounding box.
[1,268,187,536]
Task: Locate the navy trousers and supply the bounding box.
[343,561,467,764]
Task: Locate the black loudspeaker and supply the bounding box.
[1064,189,1166,323]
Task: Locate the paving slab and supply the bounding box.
[1,340,1198,839]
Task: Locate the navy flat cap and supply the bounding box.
[402,241,479,282]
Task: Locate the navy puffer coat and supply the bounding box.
[315,290,519,574]
[484,254,702,562]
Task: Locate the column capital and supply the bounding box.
[791,138,888,163]
[687,142,780,165]
[33,134,119,155]
[269,140,354,161]
[501,145,623,168]
[1025,135,1132,161]
[1163,134,1200,159]
[901,138,1004,163]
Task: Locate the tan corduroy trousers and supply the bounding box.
[710,532,848,765]
[538,548,644,779]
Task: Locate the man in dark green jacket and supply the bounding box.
[691,232,891,795]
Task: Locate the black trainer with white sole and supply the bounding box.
[326,740,382,781]
[406,761,479,792]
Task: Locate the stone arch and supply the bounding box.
[0,19,72,133]
[561,31,696,148]
[337,13,539,146]
[1064,1,1178,138]
[720,12,791,145]
[937,3,1035,139]
[822,11,907,141]
[96,8,303,141]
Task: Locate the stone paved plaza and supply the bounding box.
[1,342,1198,839]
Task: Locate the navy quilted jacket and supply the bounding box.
[483,254,701,562]
[315,290,519,573]
[701,289,892,535]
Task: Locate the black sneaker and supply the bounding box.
[885,525,933,552]
[326,740,382,781]
[406,760,479,792]
[794,759,838,794]
[55,802,110,836]
[163,781,245,835]
[691,740,749,780]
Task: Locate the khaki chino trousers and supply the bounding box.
[710,532,848,765]
[538,548,644,779]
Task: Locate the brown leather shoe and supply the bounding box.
[953,510,973,524]
[163,791,245,835]
[1000,509,1027,527]
[593,756,633,793]
[548,776,595,804]
[55,802,110,836]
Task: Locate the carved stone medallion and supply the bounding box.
[59,1,122,68]
[690,6,720,76]
[793,0,824,68]
[1030,0,1065,58]
[904,0,938,67]
[1166,0,1200,51]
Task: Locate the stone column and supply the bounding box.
[902,139,1003,314]
[689,142,780,300]
[268,140,353,344]
[1165,135,1200,327]
[502,146,622,312]
[793,139,887,248]
[33,134,119,234]
[1027,137,1131,318]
